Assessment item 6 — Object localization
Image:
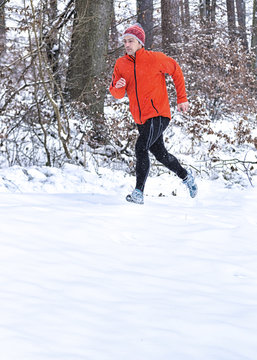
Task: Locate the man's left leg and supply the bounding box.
[127,117,164,204]
[150,136,187,179]
[150,135,197,198]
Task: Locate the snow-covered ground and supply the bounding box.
[1,164,257,360]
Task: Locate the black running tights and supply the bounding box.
[135,116,187,192]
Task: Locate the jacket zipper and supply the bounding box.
[130,55,142,124]
[151,99,159,114]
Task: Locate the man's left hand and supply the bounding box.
[177,102,189,113]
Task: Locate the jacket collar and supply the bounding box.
[125,47,145,60]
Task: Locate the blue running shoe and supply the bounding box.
[183,170,198,198]
[126,189,144,204]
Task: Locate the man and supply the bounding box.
[109,23,197,204]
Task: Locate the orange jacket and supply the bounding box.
[109,48,188,124]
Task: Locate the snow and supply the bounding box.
[1,164,257,360]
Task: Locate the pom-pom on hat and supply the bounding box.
[122,23,145,46]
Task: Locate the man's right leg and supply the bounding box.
[126,119,153,203]
[125,131,147,204]
[134,119,155,192]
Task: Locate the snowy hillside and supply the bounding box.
[1,164,257,360]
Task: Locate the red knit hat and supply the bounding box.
[122,23,145,46]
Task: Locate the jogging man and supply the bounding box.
[109,23,197,204]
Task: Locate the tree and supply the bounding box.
[180,0,189,28]
[226,0,236,42]
[184,0,190,28]
[200,0,216,25]
[66,0,113,143]
[43,0,61,97]
[0,0,6,54]
[235,0,248,50]
[252,0,257,70]
[161,0,181,55]
[110,1,118,50]
[210,0,216,23]
[29,0,71,162]
[137,0,153,50]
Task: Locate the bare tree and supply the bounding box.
[200,0,216,25]
[0,0,6,54]
[252,0,257,70]
[226,0,236,41]
[161,0,181,55]
[210,0,216,23]
[29,0,71,162]
[235,0,248,49]
[110,1,118,50]
[184,0,190,28]
[43,0,61,97]
[200,0,208,23]
[66,0,113,144]
[137,0,153,50]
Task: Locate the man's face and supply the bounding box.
[123,36,142,56]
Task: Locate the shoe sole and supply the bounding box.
[126,194,144,204]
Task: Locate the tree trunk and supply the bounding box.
[161,0,181,55]
[184,0,190,28]
[110,1,118,50]
[226,0,236,41]
[66,0,113,115]
[235,0,248,50]
[206,0,211,21]
[44,0,60,97]
[211,0,216,23]
[0,1,6,54]
[252,0,257,69]
[137,0,153,50]
[200,0,216,25]
[200,0,206,23]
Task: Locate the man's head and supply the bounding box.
[122,23,145,56]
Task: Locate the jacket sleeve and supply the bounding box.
[158,53,188,104]
[109,62,126,99]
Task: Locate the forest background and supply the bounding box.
[0,0,256,186]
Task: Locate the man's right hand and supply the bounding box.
[115,78,126,88]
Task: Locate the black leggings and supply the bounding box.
[135,116,187,192]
